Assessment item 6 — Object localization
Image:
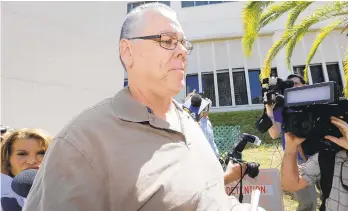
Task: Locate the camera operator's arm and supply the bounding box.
[281,133,310,192]
[325,116,348,150]
[224,163,247,185]
[265,104,281,139]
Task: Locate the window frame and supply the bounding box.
[216,70,233,107]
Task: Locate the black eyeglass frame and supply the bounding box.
[126,33,193,54]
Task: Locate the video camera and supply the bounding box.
[224,133,261,179]
[261,76,295,108]
[224,133,261,202]
[256,81,348,155]
[282,81,348,155]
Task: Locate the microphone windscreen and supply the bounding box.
[11,169,38,198]
[191,94,202,107]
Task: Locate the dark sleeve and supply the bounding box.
[273,107,283,123]
[1,197,22,211]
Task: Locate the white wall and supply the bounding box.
[1,2,126,135]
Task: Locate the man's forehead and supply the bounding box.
[142,10,185,38]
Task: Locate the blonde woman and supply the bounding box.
[1,128,52,211]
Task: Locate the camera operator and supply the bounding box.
[282,116,348,211]
[266,74,318,211]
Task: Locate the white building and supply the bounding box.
[1,2,127,135]
[1,1,347,135]
[125,1,347,112]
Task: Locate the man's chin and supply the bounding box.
[168,84,184,97]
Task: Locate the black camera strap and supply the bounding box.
[318,150,336,211]
[228,161,247,202]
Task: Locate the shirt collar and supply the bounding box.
[112,87,185,131]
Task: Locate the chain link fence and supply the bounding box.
[213,125,242,162]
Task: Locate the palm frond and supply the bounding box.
[242,1,275,56]
[260,37,288,80]
[260,1,348,82]
[286,2,313,29]
[341,18,348,36]
[259,1,298,30]
[284,2,314,71]
[285,37,298,71]
[303,17,347,82]
[344,48,348,97]
[284,2,314,70]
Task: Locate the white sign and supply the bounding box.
[225,168,284,211]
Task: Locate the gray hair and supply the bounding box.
[119,2,178,70]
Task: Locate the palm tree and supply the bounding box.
[242,1,348,97]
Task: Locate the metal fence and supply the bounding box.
[213,125,241,162]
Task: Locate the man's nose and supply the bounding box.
[174,41,188,59]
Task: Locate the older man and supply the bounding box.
[24,3,264,211]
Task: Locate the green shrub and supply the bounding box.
[210,109,280,145]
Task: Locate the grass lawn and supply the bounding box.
[243,145,320,211]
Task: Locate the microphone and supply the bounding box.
[183,94,211,121]
[11,169,38,198]
[191,94,202,107]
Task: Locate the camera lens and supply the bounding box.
[246,162,260,178]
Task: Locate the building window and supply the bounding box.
[293,65,305,78]
[124,80,128,87]
[217,71,232,106]
[310,64,325,84]
[195,1,209,6]
[181,1,194,7]
[186,74,199,95]
[127,1,170,13]
[232,69,248,105]
[181,1,231,8]
[158,1,171,6]
[248,69,262,104]
[202,73,216,107]
[326,62,343,97]
[209,1,223,4]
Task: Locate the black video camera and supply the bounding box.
[224,133,261,179]
[282,81,348,155]
[224,133,261,201]
[261,76,295,108]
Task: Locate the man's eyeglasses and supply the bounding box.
[126,32,193,55]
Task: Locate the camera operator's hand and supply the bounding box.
[265,103,282,139]
[224,162,247,185]
[284,132,306,153]
[265,103,275,115]
[325,116,348,150]
[185,89,196,101]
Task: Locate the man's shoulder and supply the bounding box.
[56,97,117,139]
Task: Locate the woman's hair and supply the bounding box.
[1,128,52,176]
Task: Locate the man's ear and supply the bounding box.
[120,39,133,69]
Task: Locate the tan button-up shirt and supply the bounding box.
[23,88,241,211]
